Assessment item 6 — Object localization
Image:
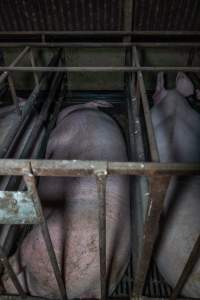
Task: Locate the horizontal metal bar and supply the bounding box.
[0,160,199,177]
[0,66,199,72]
[0,191,39,224]
[0,46,29,85]
[0,30,199,36]
[0,296,194,300]
[0,42,200,48]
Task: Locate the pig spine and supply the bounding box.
[3,102,130,299]
[152,73,200,298]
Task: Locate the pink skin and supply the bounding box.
[3,101,130,299]
[151,73,200,298]
[153,72,194,105]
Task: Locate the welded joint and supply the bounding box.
[94,162,108,180]
[23,165,43,224]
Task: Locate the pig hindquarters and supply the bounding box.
[3,102,130,299]
[152,72,200,298]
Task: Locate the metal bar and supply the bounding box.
[7,75,21,116]
[0,42,200,48]
[0,160,199,177]
[0,246,25,296]
[133,176,170,296]
[0,66,200,72]
[0,30,199,36]
[24,170,67,300]
[29,50,39,86]
[0,46,29,85]
[170,234,200,300]
[133,46,159,162]
[0,50,62,159]
[0,297,194,300]
[123,0,133,42]
[96,167,108,300]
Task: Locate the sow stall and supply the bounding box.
[0,1,199,300]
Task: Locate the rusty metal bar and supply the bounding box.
[0,30,199,36]
[0,46,29,84]
[170,234,200,300]
[7,75,21,116]
[96,167,108,300]
[133,46,159,162]
[0,50,62,159]
[0,246,25,296]
[29,50,39,86]
[133,176,170,296]
[24,170,67,300]
[0,42,200,48]
[0,297,194,300]
[123,0,133,42]
[0,160,199,177]
[0,66,199,73]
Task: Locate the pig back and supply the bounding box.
[152,93,200,298]
[5,107,130,299]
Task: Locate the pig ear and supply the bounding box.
[153,72,167,104]
[176,72,194,97]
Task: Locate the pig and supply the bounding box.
[2,101,130,299]
[151,72,200,298]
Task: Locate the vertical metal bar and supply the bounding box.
[7,75,21,116]
[0,246,25,296]
[123,0,133,42]
[133,46,159,162]
[133,176,170,296]
[24,169,67,300]
[170,234,200,300]
[30,49,39,86]
[96,169,107,300]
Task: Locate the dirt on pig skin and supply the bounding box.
[3,101,130,299]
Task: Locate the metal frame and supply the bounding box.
[0,42,199,300]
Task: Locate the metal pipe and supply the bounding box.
[170,234,200,300]
[0,43,200,48]
[7,75,21,116]
[29,50,39,86]
[0,66,199,72]
[0,30,199,36]
[0,297,194,300]
[0,47,29,85]
[24,170,67,300]
[133,176,170,296]
[133,47,159,162]
[0,160,199,177]
[0,247,25,296]
[96,170,107,300]
[0,50,62,159]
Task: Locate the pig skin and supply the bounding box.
[152,73,200,298]
[3,102,130,299]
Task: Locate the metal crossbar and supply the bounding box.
[0,43,199,300]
